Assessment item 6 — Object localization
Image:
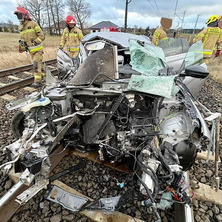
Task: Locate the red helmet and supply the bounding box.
[66,15,76,25]
[14,7,31,20]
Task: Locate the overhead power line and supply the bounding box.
[193,14,200,34]
[181,10,186,30]
[174,0,192,29]
[147,0,161,17]
[174,0,179,18]
[185,0,193,12]
[153,0,161,17]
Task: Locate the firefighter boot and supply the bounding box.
[32,73,42,87]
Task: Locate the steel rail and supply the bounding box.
[0,69,57,95]
[174,172,194,222]
[0,59,57,77]
[174,203,194,222]
[0,145,68,222]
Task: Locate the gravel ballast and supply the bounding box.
[0,77,222,222]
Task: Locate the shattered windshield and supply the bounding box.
[184,40,203,68]
[129,39,167,76]
[128,74,179,98]
[128,40,203,98]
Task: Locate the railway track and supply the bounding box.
[0,63,220,222]
[0,59,56,77]
[0,146,194,222]
[0,59,57,96]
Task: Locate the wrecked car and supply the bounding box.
[0,32,219,221]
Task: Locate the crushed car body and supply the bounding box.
[0,32,220,221]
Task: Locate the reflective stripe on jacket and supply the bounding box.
[28,44,43,52]
[19,20,45,53]
[193,27,222,58]
[152,27,168,46]
[69,46,80,52]
[60,26,83,52]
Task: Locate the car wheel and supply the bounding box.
[11,111,25,139]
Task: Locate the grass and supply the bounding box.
[0,32,221,84]
[0,32,60,70]
[208,56,222,84]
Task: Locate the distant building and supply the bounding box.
[89,21,120,33]
[44,21,67,35]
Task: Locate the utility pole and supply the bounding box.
[193,14,200,35]
[181,10,186,31]
[174,0,178,18]
[124,0,132,32]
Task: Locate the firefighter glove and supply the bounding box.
[19,40,28,52]
[215,50,221,57]
[59,45,63,50]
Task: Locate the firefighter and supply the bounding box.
[215,15,222,57]
[193,15,222,64]
[59,15,83,58]
[14,7,45,87]
[152,17,172,46]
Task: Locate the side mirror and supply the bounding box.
[181,65,209,79]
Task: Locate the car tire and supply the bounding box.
[11,111,25,139]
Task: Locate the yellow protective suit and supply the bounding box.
[152,27,168,46]
[19,20,45,83]
[193,27,222,64]
[60,26,84,58]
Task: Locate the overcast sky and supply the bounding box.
[1,0,222,29]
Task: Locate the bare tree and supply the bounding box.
[48,0,58,34]
[17,0,45,28]
[45,0,52,35]
[66,0,91,34]
[44,0,64,35]
[54,0,65,35]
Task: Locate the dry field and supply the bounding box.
[0,32,221,83]
[208,56,222,84]
[0,32,60,70]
